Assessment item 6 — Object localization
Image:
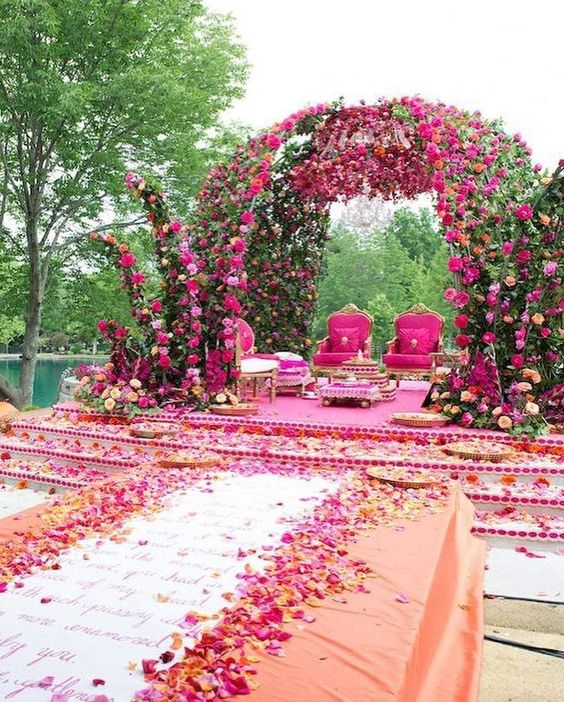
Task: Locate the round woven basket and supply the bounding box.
[160,453,219,469]
[210,403,259,416]
[366,466,439,488]
[390,412,451,427]
[130,423,178,439]
[442,441,514,462]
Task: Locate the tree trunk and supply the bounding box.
[18,219,45,408]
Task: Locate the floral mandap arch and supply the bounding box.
[84,97,563,435]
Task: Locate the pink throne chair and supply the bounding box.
[382,304,444,386]
[313,304,373,376]
[235,319,279,402]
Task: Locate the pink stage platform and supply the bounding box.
[257,380,428,425]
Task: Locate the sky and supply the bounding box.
[207,0,563,171]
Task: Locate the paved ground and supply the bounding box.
[480,599,563,701]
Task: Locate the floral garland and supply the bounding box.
[86,97,562,434]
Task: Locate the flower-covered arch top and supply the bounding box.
[88,97,563,434]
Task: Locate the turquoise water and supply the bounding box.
[0,357,99,407]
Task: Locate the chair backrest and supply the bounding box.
[395,304,443,353]
[236,318,255,356]
[326,304,373,350]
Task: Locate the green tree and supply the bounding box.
[385,206,440,266]
[315,207,455,356]
[0,0,247,406]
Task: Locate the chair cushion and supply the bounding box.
[241,357,278,374]
[382,353,433,369]
[398,328,432,355]
[313,352,358,366]
[329,326,360,353]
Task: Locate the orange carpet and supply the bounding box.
[250,488,485,702]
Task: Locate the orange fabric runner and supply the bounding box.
[250,489,485,702]
[0,503,47,541]
[0,486,484,701]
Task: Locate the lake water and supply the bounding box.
[0,357,100,407]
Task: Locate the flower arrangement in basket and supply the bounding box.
[209,391,258,416]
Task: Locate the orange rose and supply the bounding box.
[504,276,516,287]
[539,214,550,226]
[531,313,544,325]
[473,163,485,173]
[522,368,541,384]
[500,475,517,486]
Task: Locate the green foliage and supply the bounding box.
[0,0,248,403]
[315,208,454,355]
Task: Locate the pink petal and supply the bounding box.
[396,593,410,604]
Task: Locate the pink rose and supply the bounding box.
[454,291,470,308]
[516,250,532,265]
[137,396,150,408]
[443,287,457,302]
[514,204,533,221]
[482,331,496,344]
[511,354,524,368]
[448,256,464,272]
[454,314,469,329]
[131,271,146,285]
[240,211,254,225]
[97,320,108,334]
[455,334,471,348]
[119,252,136,267]
[150,300,162,313]
[543,261,557,277]
[157,355,171,369]
[265,133,282,149]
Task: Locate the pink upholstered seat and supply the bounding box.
[381,353,433,369]
[313,304,373,368]
[382,305,444,384]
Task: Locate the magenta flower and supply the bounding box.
[543,261,557,277]
[119,252,136,267]
[514,204,533,220]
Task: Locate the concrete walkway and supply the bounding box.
[480,599,563,701]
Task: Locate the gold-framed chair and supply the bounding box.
[235,318,279,403]
[312,303,373,379]
[382,303,444,387]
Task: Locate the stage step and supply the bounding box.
[4,414,563,553]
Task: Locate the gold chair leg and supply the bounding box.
[270,372,276,403]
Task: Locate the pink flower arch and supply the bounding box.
[91,97,563,434]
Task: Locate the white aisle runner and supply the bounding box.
[0,471,337,701]
[0,485,49,518]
